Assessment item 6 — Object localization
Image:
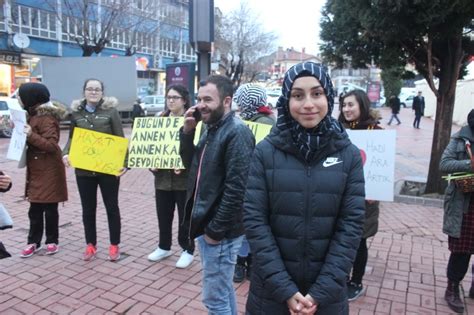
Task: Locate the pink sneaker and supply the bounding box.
[45,243,59,255]
[83,244,97,261]
[109,245,120,261]
[20,244,41,258]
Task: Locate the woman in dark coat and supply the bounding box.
[339,89,382,301]
[18,83,68,258]
[244,62,365,314]
[439,109,474,313]
[147,84,195,269]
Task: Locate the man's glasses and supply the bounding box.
[166,96,182,101]
[85,88,103,93]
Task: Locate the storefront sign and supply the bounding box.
[0,51,21,66]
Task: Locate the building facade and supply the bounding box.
[0,0,195,97]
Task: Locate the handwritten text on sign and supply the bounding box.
[69,128,128,176]
[128,117,185,169]
[346,130,396,202]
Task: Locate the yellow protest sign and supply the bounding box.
[243,121,272,144]
[129,117,187,169]
[69,128,129,176]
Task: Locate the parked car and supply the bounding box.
[266,90,280,109]
[141,95,165,116]
[399,94,414,108]
[0,97,21,138]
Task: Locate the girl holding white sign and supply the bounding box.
[148,84,195,269]
[62,78,127,262]
[339,89,382,302]
[17,83,68,258]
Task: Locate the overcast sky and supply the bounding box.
[214,0,326,56]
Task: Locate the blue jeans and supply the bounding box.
[198,235,243,315]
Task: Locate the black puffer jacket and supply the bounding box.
[180,111,255,241]
[244,126,365,314]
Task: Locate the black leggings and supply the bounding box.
[155,190,194,253]
[76,175,121,245]
[447,253,471,283]
[351,238,368,284]
[27,202,59,246]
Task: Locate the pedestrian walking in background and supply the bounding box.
[412,91,425,129]
[244,62,365,314]
[339,89,382,301]
[232,83,275,283]
[17,83,68,258]
[131,98,144,122]
[62,78,128,262]
[180,75,255,314]
[439,109,474,313]
[0,170,13,259]
[387,95,401,125]
[148,84,195,269]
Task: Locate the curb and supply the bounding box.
[393,179,443,208]
[393,194,443,208]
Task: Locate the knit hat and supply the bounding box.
[235,84,268,120]
[18,83,50,113]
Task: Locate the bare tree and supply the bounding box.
[215,1,276,85]
[43,0,158,56]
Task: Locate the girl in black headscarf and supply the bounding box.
[18,83,68,258]
[244,62,365,314]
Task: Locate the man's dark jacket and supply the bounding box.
[179,111,255,241]
[389,97,401,114]
[413,95,425,116]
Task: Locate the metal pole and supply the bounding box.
[197,51,210,83]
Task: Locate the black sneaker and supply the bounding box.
[233,263,246,283]
[347,281,366,301]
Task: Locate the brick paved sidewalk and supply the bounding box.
[0,109,469,314]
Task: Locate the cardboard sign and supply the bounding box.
[6,108,27,163]
[128,117,186,169]
[347,130,396,202]
[243,121,272,144]
[69,128,128,175]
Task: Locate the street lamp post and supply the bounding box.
[189,0,214,83]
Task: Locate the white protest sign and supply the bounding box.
[6,108,27,162]
[347,130,396,202]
